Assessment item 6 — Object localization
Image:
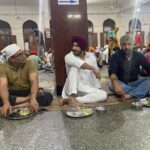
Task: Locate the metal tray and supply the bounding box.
[65,107,94,118]
[139,98,150,107]
[143,101,150,107]
[6,107,36,120]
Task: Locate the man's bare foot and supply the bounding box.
[58,99,69,106]
[59,96,84,107]
[123,94,134,100]
[68,96,82,107]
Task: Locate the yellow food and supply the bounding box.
[19,108,31,116]
[80,108,93,115]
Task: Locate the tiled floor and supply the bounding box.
[38,70,56,94]
[1,103,150,150]
[0,67,150,150]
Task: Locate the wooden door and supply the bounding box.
[0,35,16,51]
[44,31,53,51]
[23,29,37,50]
[100,32,107,48]
[93,33,97,47]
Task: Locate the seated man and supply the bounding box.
[28,50,45,70]
[0,44,53,116]
[61,36,107,107]
[94,47,103,68]
[42,49,55,72]
[109,35,150,100]
[102,45,109,64]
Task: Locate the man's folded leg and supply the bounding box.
[36,91,53,106]
[76,88,107,103]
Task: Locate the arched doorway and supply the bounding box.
[100,18,116,48]
[128,18,144,48]
[129,18,141,33]
[23,20,38,50]
[0,20,11,35]
[88,20,97,48]
[103,18,116,32]
[0,20,16,50]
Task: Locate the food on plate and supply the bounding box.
[18,108,32,116]
[66,108,94,117]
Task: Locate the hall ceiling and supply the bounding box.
[0,0,38,6]
[0,0,149,12]
[87,0,150,13]
[0,0,125,6]
[0,0,138,6]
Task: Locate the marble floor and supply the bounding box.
[0,67,150,150]
[0,104,150,150]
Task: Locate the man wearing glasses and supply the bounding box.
[0,44,53,116]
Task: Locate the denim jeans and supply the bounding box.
[109,77,150,98]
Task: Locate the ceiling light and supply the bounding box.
[67,14,74,18]
[67,14,81,19]
[74,15,81,18]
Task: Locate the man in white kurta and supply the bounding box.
[62,36,107,107]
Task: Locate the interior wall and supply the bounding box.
[87,4,150,47]
[0,0,50,49]
[0,0,150,49]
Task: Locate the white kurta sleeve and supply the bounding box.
[65,52,85,68]
[89,53,101,89]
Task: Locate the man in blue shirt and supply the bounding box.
[109,34,150,100]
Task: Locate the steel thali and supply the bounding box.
[6,107,36,120]
[66,107,94,118]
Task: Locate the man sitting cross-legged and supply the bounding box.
[0,44,53,116]
[109,35,150,100]
[61,36,107,107]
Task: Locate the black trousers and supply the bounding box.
[0,89,53,107]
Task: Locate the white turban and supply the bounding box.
[2,43,21,59]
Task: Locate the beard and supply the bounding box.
[9,58,26,68]
[123,48,131,56]
[72,50,82,56]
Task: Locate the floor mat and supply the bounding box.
[41,77,132,111]
[41,95,132,111]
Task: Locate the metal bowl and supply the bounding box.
[132,102,143,110]
[95,106,106,113]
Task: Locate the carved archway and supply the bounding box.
[103,18,116,32]
[129,18,141,33]
[23,20,38,50]
[0,20,15,50]
[0,20,11,35]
